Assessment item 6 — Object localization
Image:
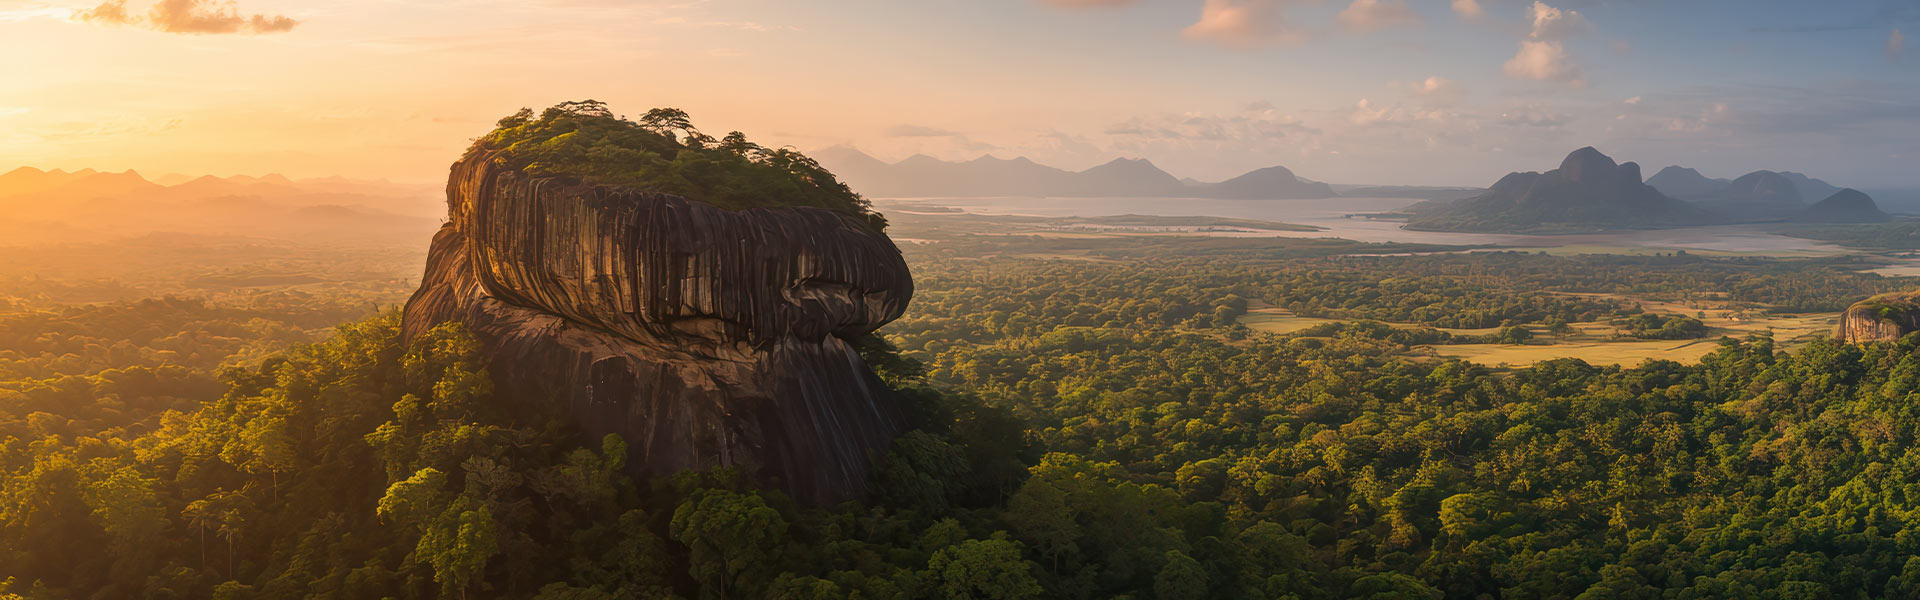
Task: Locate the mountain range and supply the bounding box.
[1406,147,1896,233]
[809,147,1337,199]
[0,166,442,246]
[1407,147,1710,233]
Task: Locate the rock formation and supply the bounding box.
[403,147,914,505]
[1645,165,1728,200]
[1408,147,1708,232]
[1206,165,1338,199]
[1796,188,1891,223]
[1779,171,1843,202]
[1837,291,1920,342]
[809,146,1337,199]
[1692,170,1804,221]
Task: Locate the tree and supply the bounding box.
[926,536,1043,600]
[182,489,253,579]
[417,496,499,600]
[1154,550,1208,600]
[670,488,789,599]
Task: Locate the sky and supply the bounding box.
[0,0,1916,187]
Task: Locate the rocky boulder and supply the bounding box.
[403,147,914,505]
[1836,291,1920,343]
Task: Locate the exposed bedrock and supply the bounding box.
[404,149,914,505]
[1835,291,1920,344]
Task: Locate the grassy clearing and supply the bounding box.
[1240,294,1840,367]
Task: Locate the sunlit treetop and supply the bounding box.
[475,100,882,229]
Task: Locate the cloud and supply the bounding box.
[1450,0,1481,19]
[1104,107,1317,141]
[1494,104,1573,130]
[73,0,132,24]
[1505,39,1583,84]
[1349,99,1391,126]
[1408,76,1461,97]
[1501,2,1585,86]
[1891,28,1906,61]
[886,124,961,137]
[649,16,797,32]
[1336,0,1420,32]
[1525,1,1588,40]
[1037,0,1138,7]
[1664,103,1729,134]
[1182,0,1306,49]
[74,0,298,33]
[1345,99,1452,128]
[1624,96,1641,105]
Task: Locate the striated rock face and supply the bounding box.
[404,148,914,505]
[1836,291,1920,343]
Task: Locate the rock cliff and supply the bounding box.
[403,147,914,505]
[1836,291,1920,343]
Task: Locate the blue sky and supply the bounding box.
[0,0,1914,187]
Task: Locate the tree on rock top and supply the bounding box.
[477,100,883,229]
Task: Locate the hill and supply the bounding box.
[1645,165,1728,199]
[1206,165,1337,199]
[1780,171,1843,200]
[812,146,1337,199]
[1796,188,1891,223]
[1692,170,1806,221]
[1407,147,1709,232]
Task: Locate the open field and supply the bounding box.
[1239,305,1503,336]
[1241,293,1840,367]
[1418,336,1730,367]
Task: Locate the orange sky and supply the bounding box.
[3,0,1916,186]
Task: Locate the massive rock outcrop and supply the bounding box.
[1837,291,1920,343]
[403,148,914,505]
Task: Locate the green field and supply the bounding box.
[1241,294,1840,367]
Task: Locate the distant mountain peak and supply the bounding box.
[1557,147,1620,183]
[805,146,1332,199]
[1409,146,1706,232]
[1796,188,1890,223]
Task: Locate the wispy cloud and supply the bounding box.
[1182,0,1307,49]
[1403,75,1463,99]
[1524,1,1586,40]
[1450,0,1481,20]
[886,124,961,137]
[1336,0,1419,32]
[1890,28,1906,62]
[1036,0,1138,7]
[73,0,299,34]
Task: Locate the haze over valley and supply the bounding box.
[9,1,1920,599]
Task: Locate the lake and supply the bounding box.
[874,196,1851,256]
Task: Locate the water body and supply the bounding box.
[876,196,1849,256]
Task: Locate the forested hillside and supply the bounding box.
[10,242,1920,598]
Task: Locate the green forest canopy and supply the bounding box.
[476,100,882,228]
